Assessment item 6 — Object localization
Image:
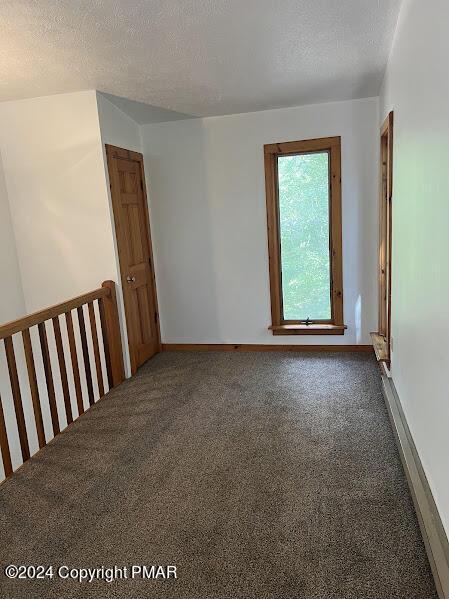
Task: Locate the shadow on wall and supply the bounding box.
[15,140,117,313]
[144,120,221,343]
[342,109,378,343]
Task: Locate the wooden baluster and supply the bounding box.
[0,282,124,479]
[0,282,123,478]
[100,281,125,388]
[22,328,46,448]
[87,302,104,397]
[52,316,73,425]
[65,311,84,416]
[0,392,13,478]
[4,336,30,461]
[98,298,113,389]
[38,322,60,436]
[77,306,94,406]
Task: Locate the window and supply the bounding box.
[264,136,345,335]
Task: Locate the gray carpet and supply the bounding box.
[0,351,437,599]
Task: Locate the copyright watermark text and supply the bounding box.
[4,564,177,583]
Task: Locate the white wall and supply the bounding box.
[0,151,28,478]
[0,90,119,476]
[0,90,118,313]
[380,0,449,535]
[142,97,379,345]
[0,151,25,323]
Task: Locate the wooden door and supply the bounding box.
[106,145,160,374]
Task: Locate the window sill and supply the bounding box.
[269,324,347,336]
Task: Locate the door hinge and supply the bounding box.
[154,312,158,323]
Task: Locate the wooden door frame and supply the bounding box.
[371,112,393,364]
[105,144,161,373]
[381,112,393,352]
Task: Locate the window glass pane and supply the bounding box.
[278,151,331,320]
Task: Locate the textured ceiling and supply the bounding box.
[99,93,195,124]
[1,0,402,120]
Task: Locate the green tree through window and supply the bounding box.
[278,152,331,320]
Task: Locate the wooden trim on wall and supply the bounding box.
[264,136,344,335]
[375,112,393,365]
[380,112,394,202]
[162,343,373,353]
[385,112,393,359]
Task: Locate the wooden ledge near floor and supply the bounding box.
[370,332,389,362]
[162,343,373,353]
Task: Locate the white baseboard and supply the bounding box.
[381,375,449,599]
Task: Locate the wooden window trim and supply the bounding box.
[264,136,345,335]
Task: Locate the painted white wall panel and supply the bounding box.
[142,97,379,345]
[0,90,119,477]
[0,151,25,323]
[0,90,118,313]
[379,0,449,536]
[0,151,28,477]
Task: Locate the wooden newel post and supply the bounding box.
[100,280,125,387]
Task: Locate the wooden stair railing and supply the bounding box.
[0,280,124,479]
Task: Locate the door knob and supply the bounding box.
[126,276,136,283]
